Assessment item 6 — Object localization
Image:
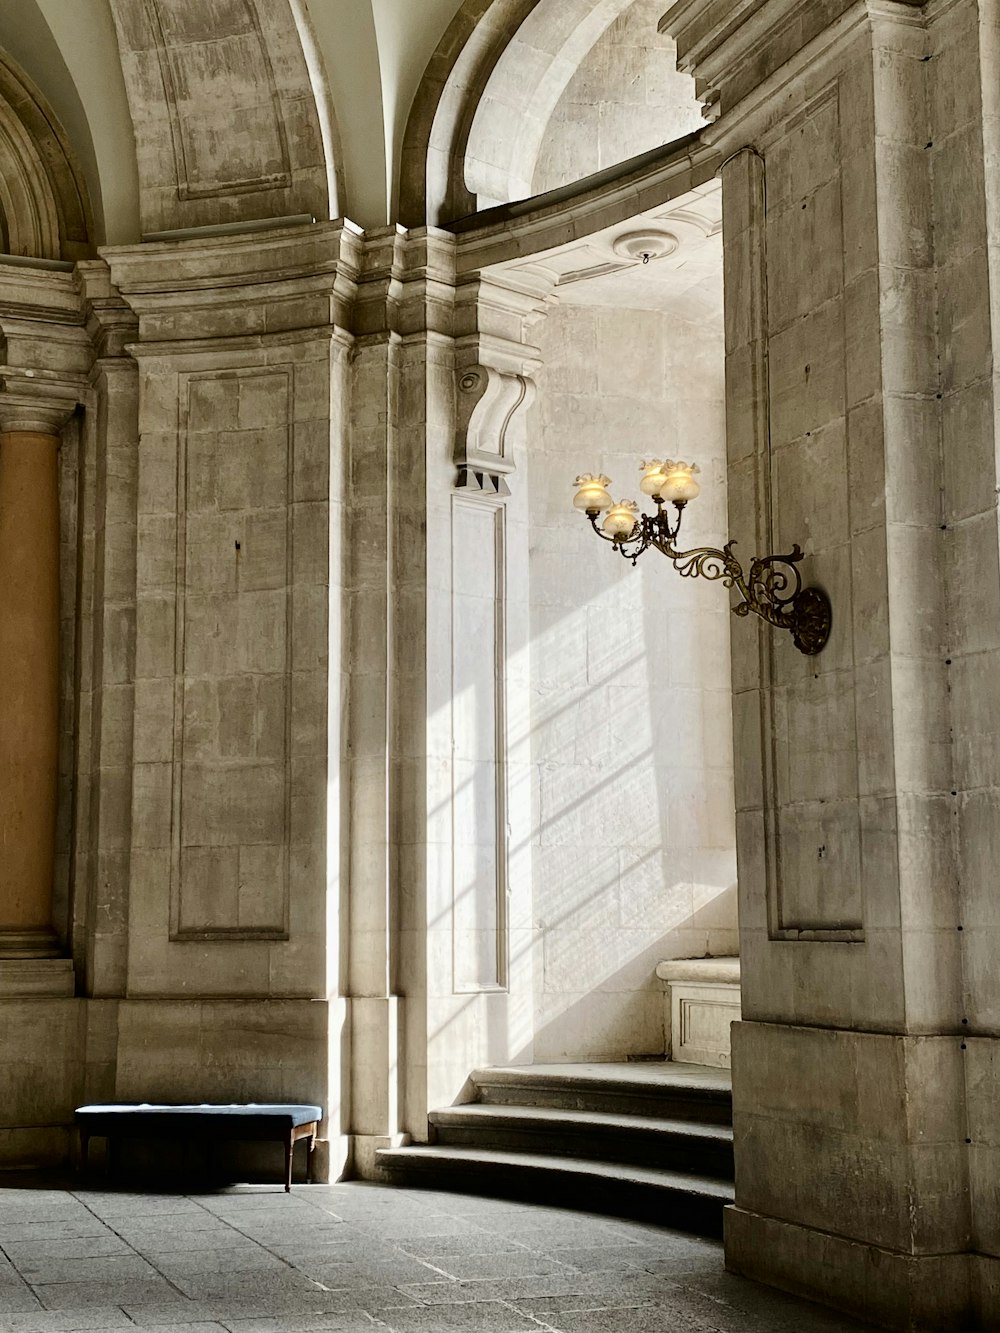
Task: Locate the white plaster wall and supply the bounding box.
[532,0,703,196]
[527,295,736,1061]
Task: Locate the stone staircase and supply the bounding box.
[376,1061,734,1235]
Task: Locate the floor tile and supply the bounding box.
[0,1311,136,1332]
[420,1254,575,1282]
[132,1325,230,1333]
[3,1234,137,1261]
[15,1255,161,1284]
[222,1318,381,1333]
[0,1289,46,1315]
[144,1248,288,1277]
[379,1302,549,1333]
[32,1279,184,1309]
[0,1181,876,1332]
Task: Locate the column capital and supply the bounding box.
[0,368,82,435]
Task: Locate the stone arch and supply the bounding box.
[465,0,641,208]
[400,0,538,227]
[0,49,93,262]
[400,0,686,227]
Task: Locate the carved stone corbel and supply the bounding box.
[454,363,536,496]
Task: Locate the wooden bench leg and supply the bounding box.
[79,1131,90,1173]
[306,1132,315,1184]
[284,1133,293,1193]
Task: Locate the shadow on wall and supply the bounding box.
[434,746,741,1066]
[426,871,738,1073]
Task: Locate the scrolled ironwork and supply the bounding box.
[585,501,830,656]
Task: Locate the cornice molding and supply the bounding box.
[451,135,721,276]
[101,221,362,344]
[352,226,459,341]
[0,262,91,423]
[76,259,138,361]
[659,0,767,73]
[660,0,926,114]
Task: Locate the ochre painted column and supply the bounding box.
[0,426,61,957]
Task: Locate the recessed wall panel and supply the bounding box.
[451,496,507,992]
[739,82,867,940]
[171,368,292,940]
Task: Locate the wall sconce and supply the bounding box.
[573,461,831,657]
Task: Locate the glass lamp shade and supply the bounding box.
[639,460,670,498]
[573,474,613,512]
[602,500,639,539]
[661,461,701,503]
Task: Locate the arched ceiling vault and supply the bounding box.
[0,44,93,260]
[465,0,639,208]
[0,0,134,246]
[0,0,694,242]
[400,0,702,229]
[104,0,335,238]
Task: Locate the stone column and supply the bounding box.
[0,407,68,958]
[74,261,141,995]
[102,222,358,1178]
[658,0,996,1327]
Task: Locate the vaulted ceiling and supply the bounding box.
[0,0,688,246]
[0,0,469,241]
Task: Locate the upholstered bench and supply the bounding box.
[75,1103,323,1192]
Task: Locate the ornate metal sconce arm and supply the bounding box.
[664,539,831,656]
[588,503,830,656]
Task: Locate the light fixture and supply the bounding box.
[572,461,831,656]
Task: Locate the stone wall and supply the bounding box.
[527,293,736,1061]
[657,0,1000,1323]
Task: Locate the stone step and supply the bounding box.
[376,1144,734,1235]
[470,1061,732,1124]
[429,1103,734,1177]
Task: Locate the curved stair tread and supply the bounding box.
[377,1145,735,1201]
[429,1103,733,1143]
[471,1062,732,1100]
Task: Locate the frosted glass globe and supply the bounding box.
[573,480,613,512]
[603,504,638,538]
[661,465,701,503]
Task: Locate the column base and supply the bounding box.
[353,1132,410,1180]
[0,958,74,997]
[724,1205,999,1330]
[0,928,61,959]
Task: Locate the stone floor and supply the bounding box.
[0,1179,877,1332]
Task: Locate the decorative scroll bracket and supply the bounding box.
[587,502,832,657]
[454,363,535,493]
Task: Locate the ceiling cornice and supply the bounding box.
[660,0,926,115]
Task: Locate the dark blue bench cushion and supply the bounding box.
[75,1104,323,1137]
